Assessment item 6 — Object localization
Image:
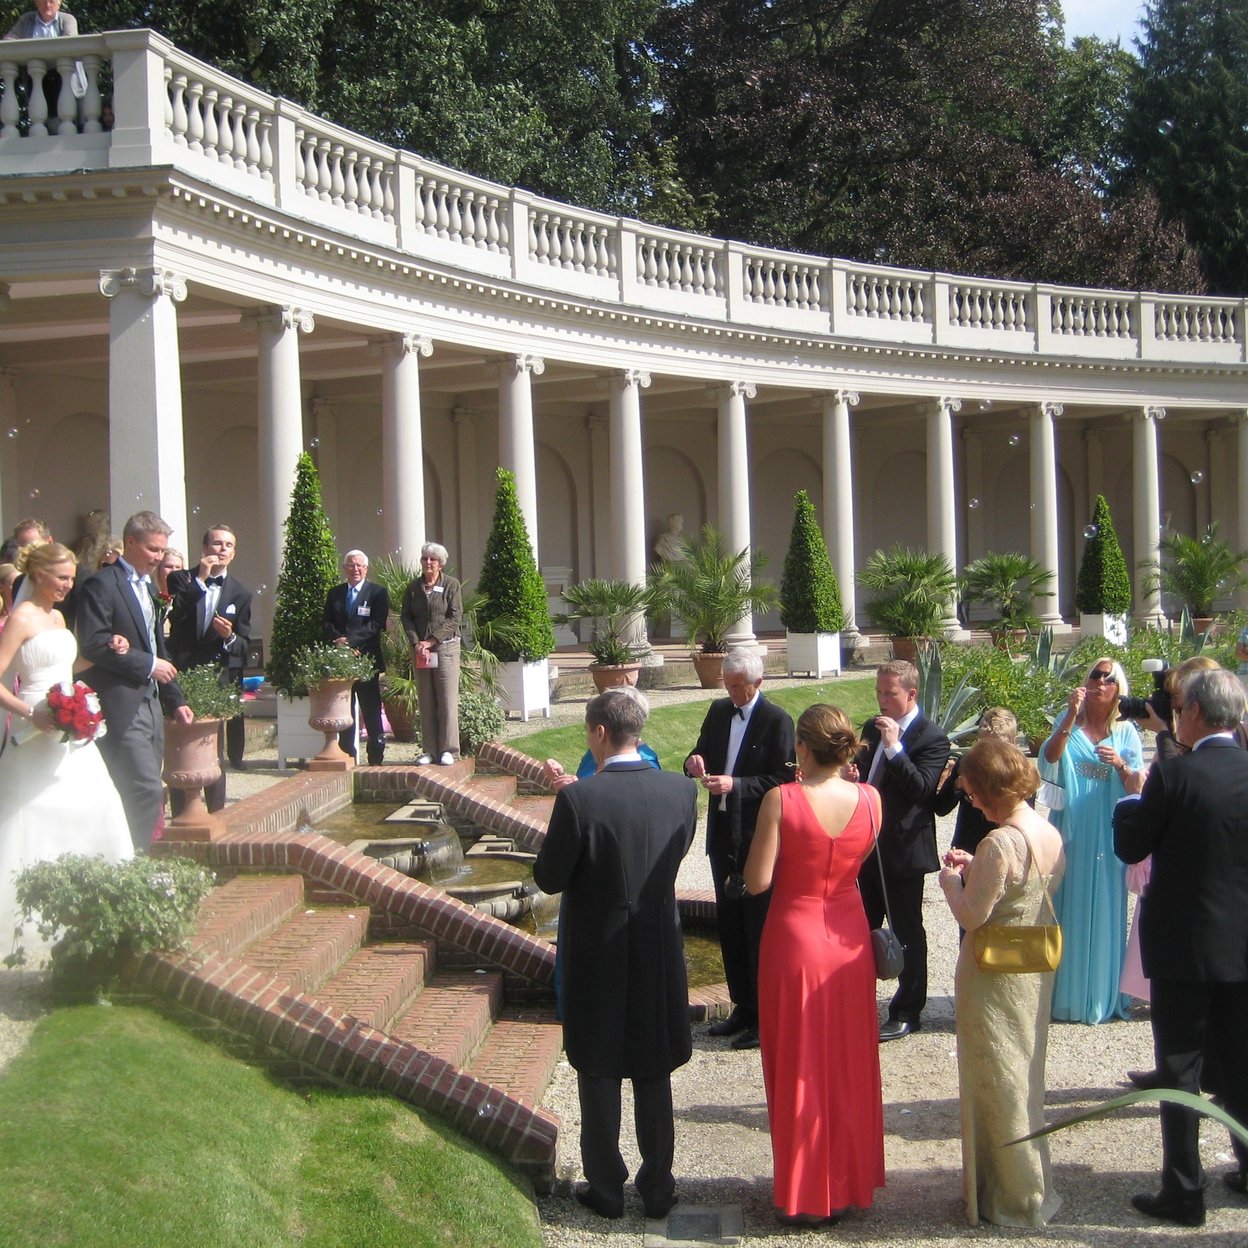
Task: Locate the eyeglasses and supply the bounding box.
[1087,670,1118,684]
[1173,700,1186,715]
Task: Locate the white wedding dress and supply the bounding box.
[0,629,133,960]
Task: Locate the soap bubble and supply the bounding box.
[968,497,980,510]
[1158,118,1175,136]
[5,427,16,439]
[1190,470,1204,484]
[1083,524,1098,540]
[1008,433,1021,446]
[28,487,39,499]
[310,437,320,448]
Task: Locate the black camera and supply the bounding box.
[723,872,748,901]
[1118,658,1171,723]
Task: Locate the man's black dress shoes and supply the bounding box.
[643,1190,678,1219]
[730,1025,760,1050]
[1126,1068,1161,1090]
[574,1183,623,1219]
[879,1018,919,1042]
[1130,1190,1206,1227]
[1225,1170,1248,1196]
[707,1008,749,1037]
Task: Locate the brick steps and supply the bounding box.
[466,1007,563,1109]
[314,940,435,1031]
[241,906,370,995]
[390,970,505,1069]
[189,874,305,958]
[463,774,519,804]
[508,794,556,824]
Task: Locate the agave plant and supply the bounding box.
[648,524,777,654]
[560,578,660,667]
[962,551,1054,631]
[1144,522,1248,618]
[858,546,957,641]
[917,645,981,742]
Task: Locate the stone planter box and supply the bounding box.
[786,631,842,678]
[1079,613,1128,647]
[277,694,357,767]
[498,658,551,722]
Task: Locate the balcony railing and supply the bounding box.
[1,28,1244,365]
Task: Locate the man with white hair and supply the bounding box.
[685,649,795,1050]
[322,549,389,765]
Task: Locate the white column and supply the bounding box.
[247,305,314,635]
[498,353,544,561]
[0,369,17,535]
[1030,401,1064,627]
[453,407,482,575]
[375,332,433,563]
[822,389,860,645]
[1234,411,1248,608]
[99,267,189,548]
[1130,405,1165,624]
[927,396,962,635]
[718,380,757,649]
[586,412,610,577]
[310,398,339,532]
[963,427,985,560]
[1084,426,1104,515]
[609,370,651,654]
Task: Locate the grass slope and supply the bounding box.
[0,1004,541,1248]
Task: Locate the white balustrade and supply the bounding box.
[531,212,616,277]
[1050,292,1133,338]
[845,269,928,322]
[948,282,1030,332]
[1154,298,1239,344]
[742,255,819,309]
[637,233,720,296]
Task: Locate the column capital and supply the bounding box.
[99,266,187,302]
[1228,409,1248,427]
[1127,405,1166,424]
[718,380,757,401]
[241,305,315,334]
[931,395,962,415]
[1036,400,1064,420]
[502,353,545,378]
[614,368,651,391]
[831,388,860,407]
[369,332,433,359]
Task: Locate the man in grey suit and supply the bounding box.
[77,511,191,849]
[4,0,78,39]
[534,690,698,1221]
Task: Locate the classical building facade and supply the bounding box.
[1,31,1246,646]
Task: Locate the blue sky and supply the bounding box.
[1063,0,1147,47]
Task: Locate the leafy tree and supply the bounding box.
[476,468,554,663]
[1075,495,1132,615]
[1120,0,1248,293]
[266,452,340,697]
[779,490,843,633]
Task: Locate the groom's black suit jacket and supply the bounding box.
[76,561,186,721]
[166,568,252,675]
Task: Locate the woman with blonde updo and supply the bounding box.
[0,562,17,633]
[0,543,132,960]
[744,704,885,1226]
[940,736,1065,1226]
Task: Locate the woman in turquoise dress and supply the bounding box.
[1041,657,1141,1023]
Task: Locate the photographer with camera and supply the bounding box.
[684,650,795,1052]
[1041,657,1142,1023]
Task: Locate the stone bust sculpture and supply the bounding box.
[654,513,686,563]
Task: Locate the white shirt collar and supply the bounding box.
[896,706,920,736]
[117,555,147,584]
[1192,732,1235,749]
[603,749,642,766]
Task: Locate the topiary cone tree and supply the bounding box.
[1075,494,1132,617]
[476,468,555,662]
[780,490,845,633]
[266,452,341,697]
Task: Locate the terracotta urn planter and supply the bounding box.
[890,636,918,663]
[691,651,727,689]
[588,662,642,692]
[382,696,419,743]
[307,678,356,771]
[163,717,223,839]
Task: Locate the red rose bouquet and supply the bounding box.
[44,681,107,744]
[152,589,173,622]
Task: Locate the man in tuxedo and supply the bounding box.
[76,510,191,849]
[534,689,698,1220]
[684,650,795,1051]
[1114,666,1248,1228]
[322,550,388,765]
[167,524,252,811]
[855,659,950,1041]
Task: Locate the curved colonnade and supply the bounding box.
[1,30,1246,643]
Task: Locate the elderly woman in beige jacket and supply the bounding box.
[400,542,463,765]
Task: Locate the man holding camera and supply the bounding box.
[685,650,795,1050]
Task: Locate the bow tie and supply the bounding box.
[733,706,745,720]
[204,576,225,587]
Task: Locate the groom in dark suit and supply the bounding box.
[534,688,698,1220]
[322,550,389,765]
[855,659,950,1041]
[167,524,252,811]
[76,510,191,849]
[684,649,795,1050]
[1114,666,1248,1228]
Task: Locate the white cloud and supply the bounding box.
[1061,0,1146,47]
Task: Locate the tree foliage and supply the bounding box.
[476,469,554,663]
[1075,495,1132,615]
[779,490,843,633]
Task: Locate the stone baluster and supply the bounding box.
[343,150,359,210]
[168,71,188,145]
[201,87,219,155]
[54,55,77,134]
[81,54,102,132]
[258,114,274,183]
[244,107,262,175]
[1,60,21,137]
[185,78,204,152]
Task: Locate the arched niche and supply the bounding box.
[192,425,260,568]
[30,411,108,547]
[1159,452,1198,539]
[867,451,926,552]
[987,454,1031,559]
[644,444,707,557]
[536,440,578,582]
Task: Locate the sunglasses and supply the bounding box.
[1087,670,1118,684]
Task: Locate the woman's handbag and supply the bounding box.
[864,787,904,980]
[972,823,1063,974]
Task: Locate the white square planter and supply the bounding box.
[786,631,842,678]
[277,694,357,767]
[498,658,552,721]
[1080,613,1129,647]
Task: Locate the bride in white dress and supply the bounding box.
[0,542,133,960]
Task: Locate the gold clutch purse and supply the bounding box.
[972,824,1063,974]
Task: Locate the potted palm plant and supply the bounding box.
[560,578,660,691]
[648,524,778,688]
[371,555,420,742]
[163,663,242,839]
[857,546,957,661]
[1145,522,1248,631]
[780,490,845,677]
[962,551,1054,650]
[1076,494,1131,645]
[290,642,377,770]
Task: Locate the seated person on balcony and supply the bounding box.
[4,1,80,133]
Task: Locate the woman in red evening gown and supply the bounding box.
[745,703,885,1226]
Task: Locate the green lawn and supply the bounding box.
[0,1003,541,1248]
[512,675,879,778]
